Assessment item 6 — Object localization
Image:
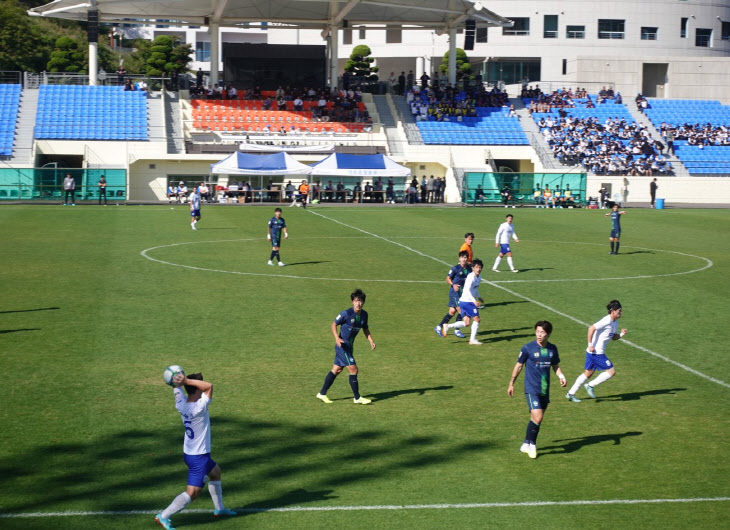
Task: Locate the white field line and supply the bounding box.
[1,496,728,518]
[306,210,729,389]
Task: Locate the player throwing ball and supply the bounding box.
[566,300,628,401]
[267,207,288,266]
[442,259,485,345]
[492,214,519,272]
[508,321,567,459]
[155,372,235,530]
[317,289,376,404]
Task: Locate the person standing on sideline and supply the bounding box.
[155,372,236,530]
[98,175,107,205]
[434,250,471,339]
[267,207,288,266]
[492,214,519,273]
[316,288,376,405]
[63,173,76,206]
[459,232,475,265]
[298,180,310,208]
[650,178,658,208]
[606,204,626,255]
[190,185,201,230]
[441,259,485,345]
[508,320,567,459]
[566,300,628,402]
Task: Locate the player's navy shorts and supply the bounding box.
[184,453,217,488]
[459,301,480,318]
[334,344,356,366]
[271,235,281,247]
[525,393,549,411]
[584,351,613,371]
[448,288,461,308]
[190,209,201,217]
[500,243,511,255]
[610,229,621,239]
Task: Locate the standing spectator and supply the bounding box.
[196,68,204,88]
[398,72,406,96]
[665,129,675,155]
[170,69,179,90]
[385,181,395,203]
[650,178,658,209]
[420,175,428,203]
[388,72,397,93]
[433,178,442,203]
[427,175,435,203]
[420,72,430,89]
[116,66,126,85]
[406,70,415,90]
[98,175,107,205]
[63,173,76,206]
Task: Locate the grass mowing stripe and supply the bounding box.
[2,496,728,518]
[306,209,730,389]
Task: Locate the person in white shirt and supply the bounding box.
[155,373,235,530]
[441,259,485,345]
[190,187,201,230]
[566,300,628,401]
[492,214,519,273]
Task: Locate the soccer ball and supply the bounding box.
[163,365,185,386]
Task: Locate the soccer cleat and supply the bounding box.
[468,339,483,345]
[213,508,237,517]
[527,444,537,459]
[441,324,448,337]
[267,260,274,265]
[511,269,519,273]
[191,225,196,230]
[565,392,581,402]
[278,261,285,266]
[492,268,500,273]
[520,442,530,454]
[584,383,596,398]
[434,325,444,338]
[454,329,466,338]
[316,393,333,404]
[354,396,372,404]
[155,514,176,530]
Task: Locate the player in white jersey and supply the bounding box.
[155,373,235,530]
[190,187,201,230]
[566,300,628,402]
[492,214,519,273]
[442,259,485,345]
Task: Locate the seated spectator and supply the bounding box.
[533,186,545,208]
[167,185,179,203]
[199,182,211,202]
[293,97,304,111]
[284,180,295,200]
[364,181,373,202]
[500,184,513,207]
[227,85,237,99]
[352,182,362,202]
[277,97,287,111]
[325,180,334,201]
[473,185,485,207]
[263,97,273,110]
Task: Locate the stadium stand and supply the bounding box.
[34,85,148,141]
[0,84,22,156]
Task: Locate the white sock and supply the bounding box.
[208,480,223,511]
[446,321,467,331]
[470,321,479,341]
[569,374,588,395]
[507,257,515,270]
[493,256,502,270]
[590,371,614,387]
[161,491,191,519]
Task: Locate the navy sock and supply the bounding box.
[349,374,360,399]
[320,371,337,395]
[610,241,615,252]
[456,312,462,322]
[439,313,453,326]
[274,250,280,261]
[270,250,276,260]
[615,242,620,253]
[525,420,541,444]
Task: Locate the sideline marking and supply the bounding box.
[306,210,729,389]
[1,496,728,518]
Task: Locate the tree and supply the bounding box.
[138,35,192,77]
[47,36,86,73]
[0,0,55,72]
[344,44,379,81]
[439,48,473,81]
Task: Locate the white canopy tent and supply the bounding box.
[310,153,410,177]
[210,152,312,176]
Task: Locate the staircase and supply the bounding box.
[163,91,185,154]
[513,99,560,169]
[146,91,166,143]
[8,88,38,165]
[372,94,409,156]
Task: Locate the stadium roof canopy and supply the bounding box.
[29,0,513,31]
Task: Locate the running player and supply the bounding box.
[434,250,470,339]
[459,232,475,265]
[492,214,519,273]
[155,372,236,530]
[442,259,485,345]
[190,186,201,230]
[316,288,376,405]
[507,320,567,459]
[267,207,288,266]
[566,300,628,401]
[606,204,626,255]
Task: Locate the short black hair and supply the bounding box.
[506,214,513,219]
[607,300,622,312]
[351,288,366,302]
[464,232,474,239]
[274,207,282,213]
[472,259,483,268]
[535,320,553,335]
[458,250,469,258]
[184,373,203,395]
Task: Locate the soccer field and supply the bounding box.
[1,204,729,529]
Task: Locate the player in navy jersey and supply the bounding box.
[317,289,376,404]
[267,208,288,266]
[606,204,626,255]
[442,259,485,345]
[434,250,471,339]
[507,321,567,459]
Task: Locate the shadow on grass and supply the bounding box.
[0,307,60,314]
[0,328,42,334]
[368,385,454,402]
[279,261,330,266]
[501,267,553,273]
[482,301,529,308]
[621,251,655,255]
[595,387,686,402]
[540,431,642,455]
[0,413,488,517]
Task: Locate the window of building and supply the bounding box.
[566,25,585,39]
[195,41,211,62]
[680,17,688,38]
[722,21,730,40]
[544,15,558,38]
[695,28,712,47]
[476,27,488,43]
[386,27,402,43]
[503,17,530,36]
[598,19,625,39]
[359,27,366,39]
[343,29,352,45]
[562,59,567,76]
[641,27,658,40]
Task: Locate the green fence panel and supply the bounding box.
[0,168,127,201]
[462,172,587,205]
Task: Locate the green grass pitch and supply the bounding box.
[1,204,728,529]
